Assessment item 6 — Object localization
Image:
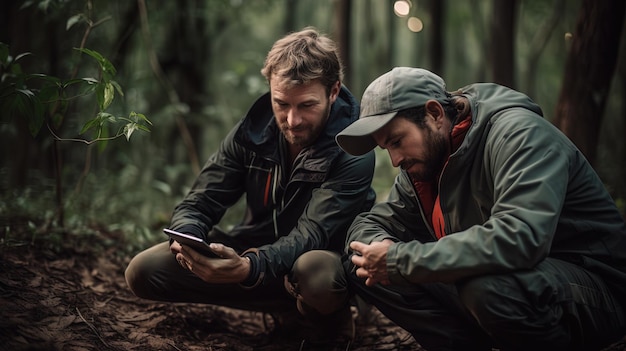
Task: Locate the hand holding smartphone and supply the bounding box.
[163,228,220,258]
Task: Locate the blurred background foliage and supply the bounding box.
[1,0,625,253]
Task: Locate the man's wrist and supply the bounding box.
[240,252,260,287]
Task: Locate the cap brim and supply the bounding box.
[336,111,397,155]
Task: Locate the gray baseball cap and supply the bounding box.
[336,67,447,155]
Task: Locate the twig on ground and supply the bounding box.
[75,306,111,349]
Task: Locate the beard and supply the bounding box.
[404,127,449,182]
[279,100,331,148]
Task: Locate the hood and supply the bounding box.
[234,85,360,159]
[452,83,544,161]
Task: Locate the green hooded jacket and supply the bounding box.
[346,83,626,299]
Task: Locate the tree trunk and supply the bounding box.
[428,0,444,76]
[490,0,517,88]
[523,0,565,98]
[285,0,297,33]
[333,0,352,87]
[553,0,625,165]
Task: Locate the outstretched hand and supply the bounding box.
[173,242,251,284]
[350,239,394,286]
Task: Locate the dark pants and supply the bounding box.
[345,257,625,351]
[125,240,347,315]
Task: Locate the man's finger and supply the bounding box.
[355,267,370,279]
[349,241,366,253]
[180,245,201,261]
[176,253,190,270]
[170,241,183,254]
[208,243,236,258]
[365,277,378,287]
[351,253,366,267]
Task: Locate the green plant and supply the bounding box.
[0,3,151,230]
[0,44,151,145]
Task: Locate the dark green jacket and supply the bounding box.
[347,83,626,298]
[171,86,376,286]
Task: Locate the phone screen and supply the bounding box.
[163,228,219,257]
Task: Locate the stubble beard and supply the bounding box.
[281,101,331,148]
[407,127,449,182]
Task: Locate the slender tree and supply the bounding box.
[333,0,352,87]
[490,0,517,88]
[428,0,444,76]
[523,0,565,98]
[553,0,625,165]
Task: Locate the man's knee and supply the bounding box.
[125,251,153,299]
[125,242,172,299]
[288,250,348,315]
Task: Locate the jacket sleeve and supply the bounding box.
[254,150,376,285]
[345,172,433,250]
[387,111,573,284]
[169,124,246,239]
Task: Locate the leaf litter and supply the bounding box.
[0,243,624,351]
[0,244,422,351]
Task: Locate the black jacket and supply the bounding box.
[171,86,376,286]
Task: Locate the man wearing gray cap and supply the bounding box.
[335,67,626,350]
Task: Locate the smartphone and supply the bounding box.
[163,228,219,258]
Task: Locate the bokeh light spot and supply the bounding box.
[394,1,411,17]
[407,17,423,32]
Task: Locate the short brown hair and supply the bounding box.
[261,27,343,93]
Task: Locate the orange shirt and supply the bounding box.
[413,115,472,239]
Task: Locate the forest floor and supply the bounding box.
[0,229,625,351]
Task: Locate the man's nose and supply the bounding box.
[388,150,402,168]
[287,108,302,126]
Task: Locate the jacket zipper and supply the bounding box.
[405,171,436,237]
[272,164,279,238]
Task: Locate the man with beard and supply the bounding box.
[334,67,626,350]
[125,27,376,347]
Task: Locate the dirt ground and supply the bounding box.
[1,238,625,351]
[0,236,421,351]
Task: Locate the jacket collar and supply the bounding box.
[234,85,359,165]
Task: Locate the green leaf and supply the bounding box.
[95,81,115,111]
[123,123,138,141]
[38,0,52,12]
[75,48,117,81]
[111,80,123,97]
[12,89,45,137]
[95,83,104,110]
[76,47,105,63]
[66,14,86,31]
[97,125,110,152]
[135,124,151,133]
[80,117,101,135]
[37,84,59,105]
[130,111,152,125]
[63,77,96,88]
[103,81,114,110]
[26,73,60,84]
[100,112,117,123]
[14,52,32,63]
[15,88,35,98]
[0,43,9,64]
[10,62,23,75]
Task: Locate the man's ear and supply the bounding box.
[329,81,341,104]
[425,100,443,117]
[425,100,445,123]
